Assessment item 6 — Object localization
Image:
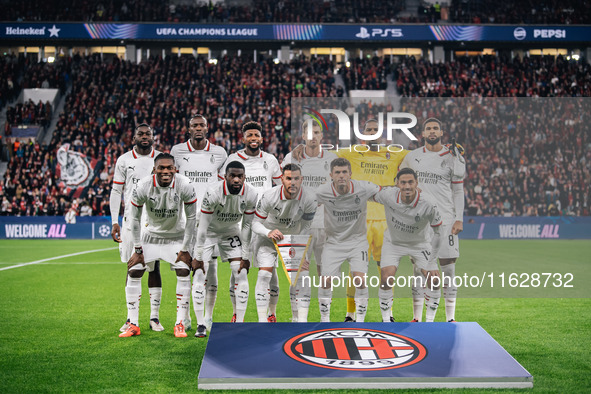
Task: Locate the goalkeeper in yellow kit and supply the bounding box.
[336,119,408,321]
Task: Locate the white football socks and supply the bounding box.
[412,265,425,321]
[192,270,206,326]
[379,288,393,322]
[204,260,218,322]
[268,269,279,316]
[176,275,191,325]
[125,276,142,326]
[148,287,162,320]
[230,261,249,322]
[318,287,332,322]
[255,270,273,322]
[440,263,457,321]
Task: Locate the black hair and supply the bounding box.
[189,114,208,126]
[154,152,175,164]
[330,157,352,172]
[282,163,302,174]
[396,167,418,180]
[242,121,262,134]
[422,118,442,131]
[225,160,245,173]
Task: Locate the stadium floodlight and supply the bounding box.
[47,56,55,63]
[273,58,280,64]
[345,61,351,67]
[208,58,218,65]
[572,54,580,60]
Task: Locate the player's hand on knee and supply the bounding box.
[176,250,192,269]
[111,223,122,243]
[128,252,144,269]
[301,259,310,271]
[452,220,463,235]
[239,259,250,274]
[192,259,205,273]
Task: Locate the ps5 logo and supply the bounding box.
[356,27,403,39]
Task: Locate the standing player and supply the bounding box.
[282,120,337,322]
[251,164,317,323]
[291,119,408,321]
[373,168,443,322]
[170,115,227,329]
[315,158,381,322]
[400,118,465,322]
[221,121,282,322]
[120,153,197,338]
[192,161,258,335]
[110,123,163,332]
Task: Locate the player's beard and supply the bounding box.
[245,142,260,155]
[426,136,440,146]
[137,140,153,150]
[229,184,242,194]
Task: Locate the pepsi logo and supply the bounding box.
[284,328,427,371]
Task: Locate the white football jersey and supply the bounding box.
[170,140,227,210]
[254,185,317,235]
[221,150,281,195]
[112,147,160,217]
[316,180,381,244]
[400,146,465,222]
[373,187,442,246]
[131,174,197,239]
[200,180,258,235]
[282,149,337,228]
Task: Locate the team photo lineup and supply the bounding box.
[112,111,466,338]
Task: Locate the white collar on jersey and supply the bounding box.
[222,180,245,196]
[186,140,211,152]
[152,174,176,188]
[236,150,263,160]
[131,147,155,159]
[331,181,354,197]
[422,146,449,156]
[396,189,420,207]
[302,148,324,159]
[280,185,303,201]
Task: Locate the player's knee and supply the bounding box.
[128,269,144,279]
[176,268,190,277]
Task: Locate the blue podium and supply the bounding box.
[198,322,532,389]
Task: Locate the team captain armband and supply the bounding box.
[302,211,316,221]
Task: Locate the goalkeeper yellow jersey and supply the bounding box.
[335,147,409,220]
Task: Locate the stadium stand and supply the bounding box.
[1,53,589,217]
[1,0,588,24]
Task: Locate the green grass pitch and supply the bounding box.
[0,239,589,393]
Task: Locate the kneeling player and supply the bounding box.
[251,164,317,322]
[373,168,443,322]
[121,153,197,338]
[192,161,258,335]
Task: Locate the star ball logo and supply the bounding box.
[283,328,427,371]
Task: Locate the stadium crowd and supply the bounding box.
[0,54,589,217]
[2,0,589,24]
